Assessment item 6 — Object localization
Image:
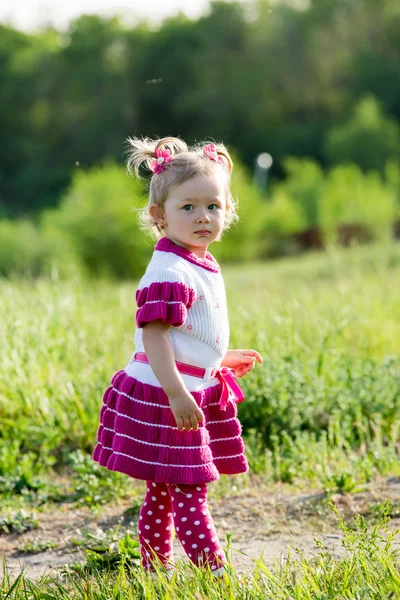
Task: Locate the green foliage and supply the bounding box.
[2,2,400,216]
[277,157,325,228]
[258,190,306,257]
[2,504,400,598]
[325,96,400,173]
[68,532,141,576]
[0,220,46,277]
[69,449,131,508]
[319,164,396,243]
[0,510,38,534]
[42,161,151,279]
[2,243,400,495]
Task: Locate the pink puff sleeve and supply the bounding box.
[135,279,196,328]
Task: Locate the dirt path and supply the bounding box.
[2,476,400,581]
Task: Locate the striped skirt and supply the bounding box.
[92,365,248,485]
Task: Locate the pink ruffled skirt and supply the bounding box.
[92,369,248,485]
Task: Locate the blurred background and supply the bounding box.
[1,0,400,278]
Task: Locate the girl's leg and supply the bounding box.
[138,481,174,571]
[166,483,226,575]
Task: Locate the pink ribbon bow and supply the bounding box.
[151,148,173,174]
[203,143,222,164]
[211,367,245,410]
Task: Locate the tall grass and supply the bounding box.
[2,503,400,599]
[1,242,400,493]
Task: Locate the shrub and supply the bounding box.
[259,190,306,257]
[325,96,400,174]
[319,164,396,244]
[0,219,45,277]
[42,160,151,279]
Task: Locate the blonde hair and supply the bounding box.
[125,136,238,238]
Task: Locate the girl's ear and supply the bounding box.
[149,203,166,226]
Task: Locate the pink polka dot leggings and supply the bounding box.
[138,481,226,573]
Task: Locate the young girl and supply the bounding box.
[92,136,262,576]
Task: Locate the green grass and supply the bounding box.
[1,242,400,497]
[2,503,400,599]
[2,242,400,596]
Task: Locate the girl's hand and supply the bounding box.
[222,349,263,378]
[168,392,205,432]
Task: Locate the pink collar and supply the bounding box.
[155,237,220,273]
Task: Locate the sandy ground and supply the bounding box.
[2,475,400,581]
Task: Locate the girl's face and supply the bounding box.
[150,172,228,258]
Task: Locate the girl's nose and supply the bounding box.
[196,212,211,223]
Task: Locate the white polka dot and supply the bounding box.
[204,547,210,552]
[156,519,161,524]
[171,497,175,501]
[175,487,181,492]
[192,544,197,549]
[147,488,150,492]
[155,533,160,538]
[139,516,143,520]
[182,540,186,545]
[187,494,192,498]
[207,524,211,529]
[178,502,184,507]
[182,517,187,522]
[152,482,157,487]
[194,521,200,525]
[173,512,176,517]
[186,530,192,535]
[166,526,171,531]
[146,551,150,556]
[196,487,201,491]
[165,552,170,557]
[145,525,150,530]
[145,539,150,543]
[176,526,180,531]
[211,565,217,570]
[154,546,160,551]
[211,537,216,542]
[161,491,167,496]
[202,510,208,515]
[190,507,196,512]
[138,530,141,534]
[188,553,192,557]
[144,502,147,506]
[152,496,156,501]
[165,541,170,545]
[167,512,172,517]
[198,499,203,503]
[199,534,205,539]
[148,511,153,515]
[159,504,164,509]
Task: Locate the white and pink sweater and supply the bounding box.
[128,237,230,372]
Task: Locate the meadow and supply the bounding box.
[1,242,400,598]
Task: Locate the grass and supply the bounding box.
[1,503,400,599]
[1,241,400,596]
[1,242,400,496]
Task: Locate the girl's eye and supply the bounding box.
[208,204,218,210]
[183,205,194,211]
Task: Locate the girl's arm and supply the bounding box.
[142,320,204,432]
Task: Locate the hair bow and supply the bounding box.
[203,143,221,163]
[151,148,173,174]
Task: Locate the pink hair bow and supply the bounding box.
[203,143,220,163]
[151,148,173,174]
